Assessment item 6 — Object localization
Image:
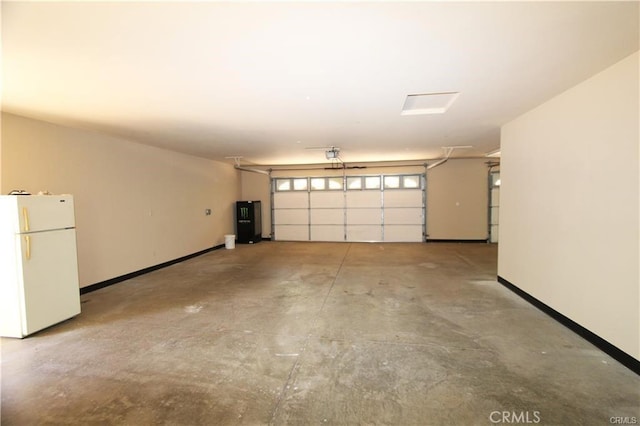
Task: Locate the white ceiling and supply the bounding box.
[2,1,638,166]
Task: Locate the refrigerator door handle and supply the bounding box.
[22,207,30,232]
[25,235,31,260]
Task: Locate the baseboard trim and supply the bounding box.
[426,239,488,243]
[80,244,225,295]
[497,275,639,375]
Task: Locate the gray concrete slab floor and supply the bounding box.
[1,242,638,425]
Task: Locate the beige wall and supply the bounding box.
[499,52,639,360]
[0,117,3,192]
[426,158,489,240]
[1,113,241,288]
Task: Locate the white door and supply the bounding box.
[17,228,81,335]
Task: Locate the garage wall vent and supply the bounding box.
[401,92,460,115]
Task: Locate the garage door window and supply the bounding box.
[293,178,308,191]
[310,178,326,190]
[384,176,400,189]
[403,175,420,188]
[383,174,421,189]
[276,178,310,191]
[328,177,343,190]
[364,176,381,190]
[310,177,344,191]
[276,179,291,191]
[347,177,362,190]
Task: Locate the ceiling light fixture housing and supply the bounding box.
[401,92,460,115]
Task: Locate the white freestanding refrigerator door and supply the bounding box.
[17,228,81,336]
[15,195,76,233]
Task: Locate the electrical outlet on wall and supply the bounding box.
[205,209,212,216]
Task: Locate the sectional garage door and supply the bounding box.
[272,174,424,242]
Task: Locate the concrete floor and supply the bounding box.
[1,242,638,425]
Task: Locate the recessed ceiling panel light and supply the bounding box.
[401,92,460,115]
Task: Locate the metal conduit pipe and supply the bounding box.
[425,145,474,170]
[267,162,427,172]
[234,166,271,176]
[238,153,486,174]
[426,158,448,170]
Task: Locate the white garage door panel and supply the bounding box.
[310,225,344,241]
[385,225,423,242]
[274,209,309,225]
[274,192,309,208]
[346,191,382,208]
[347,209,382,225]
[310,209,344,225]
[347,225,382,241]
[385,208,423,224]
[310,192,344,208]
[276,225,309,241]
[384,190,423,208]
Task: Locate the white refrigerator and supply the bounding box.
[0,195,81,338]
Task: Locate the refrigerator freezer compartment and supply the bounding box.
[0,195,76,234]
